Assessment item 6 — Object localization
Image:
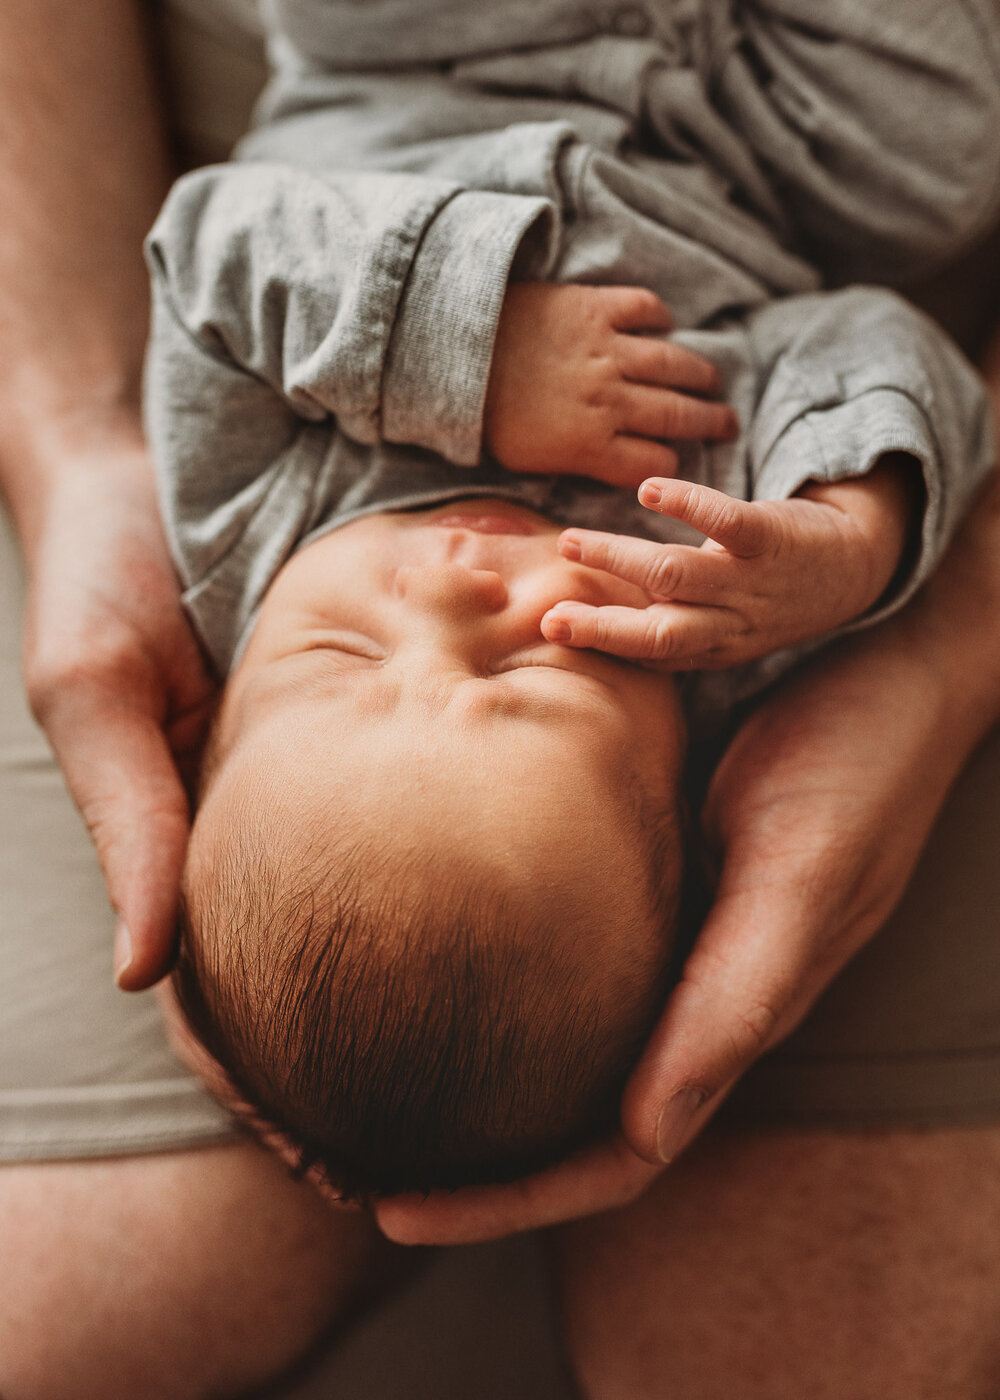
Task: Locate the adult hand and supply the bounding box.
[17,438,215,990]
[375,1133,661,1246]
[622,626,987,1162]
[623,466,1000,1162]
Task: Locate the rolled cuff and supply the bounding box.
[380,190,557,466]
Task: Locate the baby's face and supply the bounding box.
[208,500,684,821]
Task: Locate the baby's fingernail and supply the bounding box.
[655,1086,708,1163]
[545,615,572,643]
[639,482,663,507]
[114,918,133,986]
[559,533,582,561]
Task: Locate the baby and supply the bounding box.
[147,0,1000,1198]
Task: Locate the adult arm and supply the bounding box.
[376,340,1000,1243]
[0,0,213,989]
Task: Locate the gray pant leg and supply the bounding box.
[0,505,233,1160]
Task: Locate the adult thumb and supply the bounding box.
[622,876,819,1165]
[41,688,190,989]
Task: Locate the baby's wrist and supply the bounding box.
[796,452,922,617]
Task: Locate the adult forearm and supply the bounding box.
[837,318,1000,763]
[0,0,171,552]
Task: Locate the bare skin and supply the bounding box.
[6,7,1000,1398]
[553,1127,1000,1400]
[0,0,200,992]
[0,1145,395,1400]
[380,355,1000,1396]
[544,462,913,667]
[484,284,738,484]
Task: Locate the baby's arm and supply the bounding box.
[483,283,738,487]
[147,161,556,470]
[541,461,915,668]
[148,166,732,495]
[541,287,995,673]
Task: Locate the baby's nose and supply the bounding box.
[393,564,509,616]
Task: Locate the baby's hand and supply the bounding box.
[541,457,916,668]
[483,284,738,487]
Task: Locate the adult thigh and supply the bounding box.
[552,1125,1000,1400]
[0,1142,392,1400]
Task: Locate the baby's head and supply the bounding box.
[175,501,687,1198]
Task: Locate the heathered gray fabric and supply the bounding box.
[145,0,1000,714]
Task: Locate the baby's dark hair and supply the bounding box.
[175,804,681,1202]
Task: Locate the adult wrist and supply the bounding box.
[0,410,153,565]
[880,476,1000,751]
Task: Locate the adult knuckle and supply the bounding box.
[733,997,782,1053]
[24,644,94,724]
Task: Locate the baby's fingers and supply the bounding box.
[619,335,723,396]
[559,530,726,602]
[626,386,738,442]
[541,601,738,667]
[639,479,774,557]
[600,286,674,333]
[593,436,679,489]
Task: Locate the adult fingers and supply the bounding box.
[599,286,674,333]
[29,681,189,989]
[541,600,737,666]
[639,478,774,556]
[374,1136,661,1246]
[624,387,739,442]
[558,529,729,601]
[619,336,722,395]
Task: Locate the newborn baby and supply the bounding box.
[147,0,1000,1198]
[173,449,914,1198]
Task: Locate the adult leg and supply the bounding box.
[555,710,1000,1397]
[0,1145,394,1400]
[553,1125,1000,1400]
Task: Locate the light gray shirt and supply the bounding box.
[145,0,1000,710]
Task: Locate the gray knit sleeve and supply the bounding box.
[145,162,555,465]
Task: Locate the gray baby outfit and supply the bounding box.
[145,0,1000,710]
